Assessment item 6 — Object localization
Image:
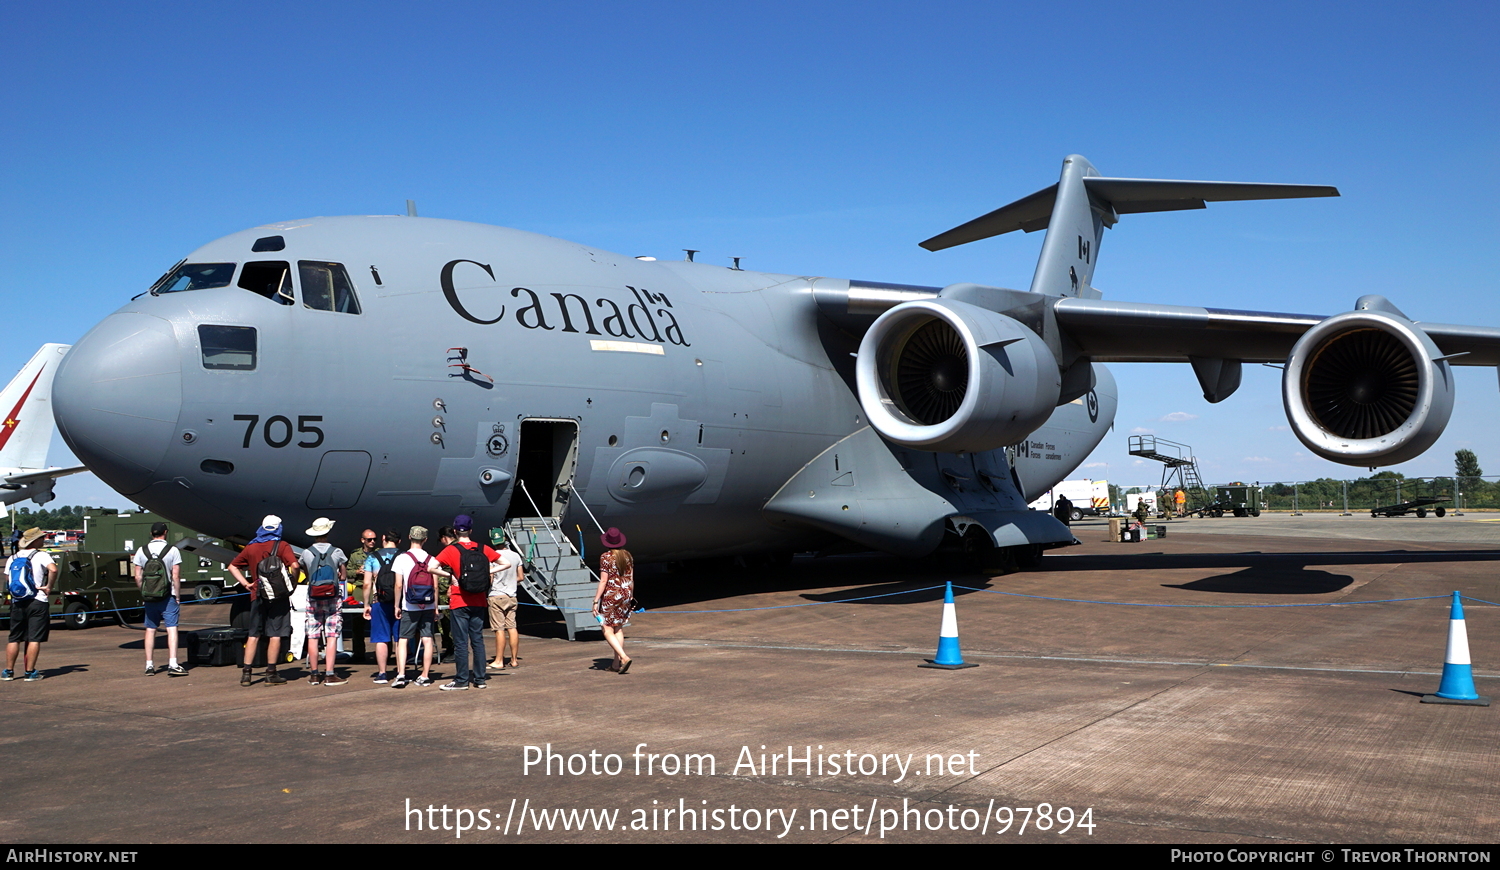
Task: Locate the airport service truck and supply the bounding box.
[1030,479,1112,521]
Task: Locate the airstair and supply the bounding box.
[1127,435,1206,508]
[503,516,599,641]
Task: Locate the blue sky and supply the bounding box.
[3,1,1497,508]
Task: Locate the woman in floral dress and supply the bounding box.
[592,527,634,674]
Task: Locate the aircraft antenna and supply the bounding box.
[683,249,698,262]
[406,200,418,217]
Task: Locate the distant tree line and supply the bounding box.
[5,505,118,534]
[1115,451,1495,512]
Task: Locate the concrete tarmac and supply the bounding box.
[3,520,1497,844]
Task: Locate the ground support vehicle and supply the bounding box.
[1371,497,1447,518]
[1195,483,1263,518]
[83,511,234,601]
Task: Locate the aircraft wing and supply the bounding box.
[3,465,89,486]
[1051,297,1500,366]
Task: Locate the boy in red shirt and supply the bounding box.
[433,514,498,690]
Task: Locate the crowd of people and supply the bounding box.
[3,514,637,687]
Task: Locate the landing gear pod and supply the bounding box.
[856,298,1060,453]
[1282,308,1454,466]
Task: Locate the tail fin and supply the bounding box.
[0,344,70,471]
[919,154,1338,298]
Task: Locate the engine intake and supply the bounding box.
[856,299,1060,453]
[1282,309,1453,466]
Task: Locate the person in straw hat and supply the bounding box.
[299,517,349,686]
[5,527,56,682]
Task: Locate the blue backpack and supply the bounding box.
[307,545,340,600]
[8,553,38,600]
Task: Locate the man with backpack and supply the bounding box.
[434,514,500,691]
[133,522,185,676]
[5,527,55,682]
[228,515,301,687]
[299,517,349,686]
[361,529,402,684]
[391,525,447,688]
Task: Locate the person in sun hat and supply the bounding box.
[591,527,635,674]
[299,517,348,686]
[5,527,56,682]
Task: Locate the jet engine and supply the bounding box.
[855,298,1060,453]
[1282,308,1454,466]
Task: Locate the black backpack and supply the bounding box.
[373,551,398,605]
[454,543,490,594]
[255,545,291,599]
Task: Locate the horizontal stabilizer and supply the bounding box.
[921,177,1339,251]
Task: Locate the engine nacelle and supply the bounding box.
[856,298,1060,453]
[1282,309,1454,466]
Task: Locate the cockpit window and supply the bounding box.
[198,325,257,371]
[238,261,294,306]
[149,262,236,295]
[298,262,361,314]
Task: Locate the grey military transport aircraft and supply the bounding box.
[51,155,1500,572]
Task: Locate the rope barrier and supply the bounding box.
[949,585,1465,609]
[507,586,1497,616]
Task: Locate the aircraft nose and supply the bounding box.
[54,312,183,496]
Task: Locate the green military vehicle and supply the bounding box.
[80,510,235,603]
[1194,482,1263,518]
[1,511,235,630]
[4,541,141,630]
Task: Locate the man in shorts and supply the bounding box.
[133,522,186,676]
[5,527,55,682]
[488,529,523,669]
[391,526,445,688]
[228,515,300,686]
[300,517,348,686]
[361,529,402,683]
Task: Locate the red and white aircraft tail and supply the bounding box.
[1,344,87,507]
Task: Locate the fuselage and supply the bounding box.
[53,216,1114,557]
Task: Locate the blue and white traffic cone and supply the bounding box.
[919,582,978,670]
[1421,591,1490,706]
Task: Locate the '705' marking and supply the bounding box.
[233,414,325,449]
